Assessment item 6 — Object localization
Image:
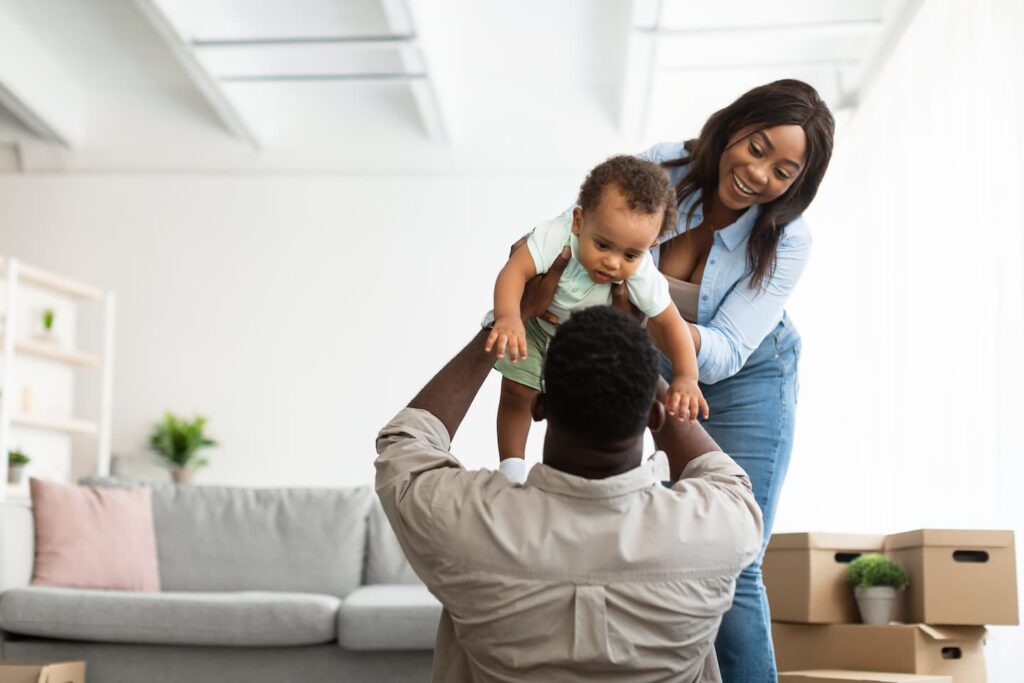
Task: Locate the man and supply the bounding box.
[375,302,763,682]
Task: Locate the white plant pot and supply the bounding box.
[855,585,898,625]
[7,464,26,485]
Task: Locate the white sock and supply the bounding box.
[499,457,527,484]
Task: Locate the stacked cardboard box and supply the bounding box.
[0,661,85,682]
[763,529,1018,683]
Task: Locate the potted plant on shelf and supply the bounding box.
[40,308,56,341]
[148,412,217,484]
[844,552,909,625]
[7,449,30,485]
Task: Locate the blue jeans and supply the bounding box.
[661,314,801,683]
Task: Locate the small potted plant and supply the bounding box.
[148,412,217,484]
[844,553,909,624]
[40,308,56,341]
[7,449,31,485]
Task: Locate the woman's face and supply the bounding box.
[717,124,807,211]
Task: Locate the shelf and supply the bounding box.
[1,335,100,367]
[0,256,104,302]
[10,413,98,435]
[2,484,31,507]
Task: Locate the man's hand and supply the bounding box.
[485,316,528,362]
[610,282,646,323]
[517,245,571,324]
[665,377,710,422]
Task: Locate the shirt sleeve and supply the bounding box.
[526,217,572,274]
[671,451,764,570]
[625,255,672,318]
[695,220,811,384]
[636,141,687,165]
[373,407,466,586]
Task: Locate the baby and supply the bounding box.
[486,155,708,483]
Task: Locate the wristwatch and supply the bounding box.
[480,310,496,330]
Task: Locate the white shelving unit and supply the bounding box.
[0,256,116,503]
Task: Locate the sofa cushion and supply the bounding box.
[365,498,420,585]
[338,585,442,651]
[0,587,340,647]
[81,478,373,597]
[30,478,160,592]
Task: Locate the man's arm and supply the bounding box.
[407,329,494,442]
[651,377,721,481]
[406,248,571,442]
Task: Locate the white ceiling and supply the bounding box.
[0,0,922,173]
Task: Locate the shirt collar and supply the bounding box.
[677,189,760,253]
[525,460,658,499]
[718,204,760,252]
[569,229,580,261]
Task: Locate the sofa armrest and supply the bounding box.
[0,502,33,592]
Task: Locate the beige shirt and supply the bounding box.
[374,408,764,683]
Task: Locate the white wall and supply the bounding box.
[0,171,582,486]
[780,0,1024,673]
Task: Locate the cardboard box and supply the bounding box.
[884,529,1018,625]
[763,532,885,623]
[772,623,986,683]
[779,672,951,683]
[0,661,85,683]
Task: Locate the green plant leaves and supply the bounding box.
[148,412,217,470]
[844,553,909,589]
[7,449,30,465]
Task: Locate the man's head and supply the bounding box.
[535,306,664,478]
[572,156,676,285]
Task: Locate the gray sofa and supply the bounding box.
[0,481,442,682]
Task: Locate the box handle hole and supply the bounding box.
[941,647,962,660]
[834,552,861,563]
[952,550,989,563]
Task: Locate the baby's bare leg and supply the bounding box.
[497,378,538,481]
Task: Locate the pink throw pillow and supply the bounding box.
[30,478,161,592]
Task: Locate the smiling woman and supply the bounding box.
[640,79,835,681]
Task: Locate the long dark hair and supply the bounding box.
[664,79,834,292]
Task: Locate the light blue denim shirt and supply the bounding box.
[642,141,811,384]
[564,141,812,384]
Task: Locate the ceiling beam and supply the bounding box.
[0,8,85,147]
[192,35,417,49]
[130,0,259,149]
[643,18,883,37]
[380,0,447,142]
[220,73,426,84]
[839,0,925,110]
[619,0,664,139]
[662,58,861,72]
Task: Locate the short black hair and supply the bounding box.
[542,306,660,443]
[577,155,677,237]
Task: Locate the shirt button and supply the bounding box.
[701,295,709,301]
[709,259,716,265]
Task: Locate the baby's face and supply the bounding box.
[572,184,662,284]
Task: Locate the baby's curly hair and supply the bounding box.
[577,155,677,237]
[542,306,660,443]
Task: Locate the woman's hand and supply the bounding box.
[665,377,710,422]
[515,243,571,325]
[485,316,528,362]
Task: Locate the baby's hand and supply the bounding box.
[485,317,528,363]
[665,378,710,422]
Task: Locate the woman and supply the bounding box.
[523,79,834,680]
